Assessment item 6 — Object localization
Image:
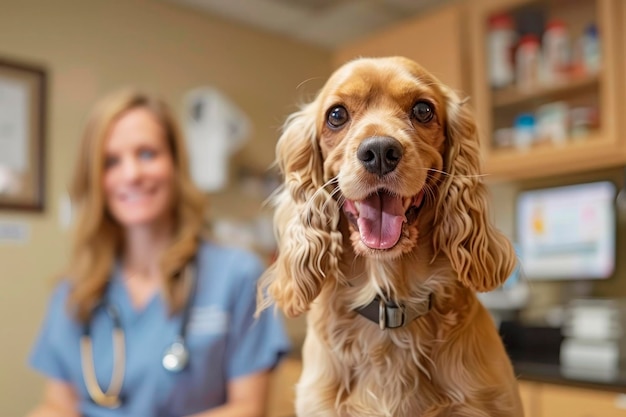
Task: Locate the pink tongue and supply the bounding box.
[357,192,405,249]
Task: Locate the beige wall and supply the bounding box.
[333,3,467,92]
[0,0,329,415]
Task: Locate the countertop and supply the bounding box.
[514,361,626,393]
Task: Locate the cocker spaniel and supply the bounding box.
[259,56,523,417]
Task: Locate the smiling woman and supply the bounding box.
[26,89,290,417]
[66,89,203,320]
[102,108,176,232]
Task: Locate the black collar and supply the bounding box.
[356,293,433,330]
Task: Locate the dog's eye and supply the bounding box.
[412,101,434,123]
[327,106,349,128]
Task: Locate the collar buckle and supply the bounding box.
[379,298,405,330]
[358,293,432,330]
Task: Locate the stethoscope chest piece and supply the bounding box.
[162,339,189,373]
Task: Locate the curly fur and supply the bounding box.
[258,56,523,417]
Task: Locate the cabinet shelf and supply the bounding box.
[492,74,601,109]
[484,133,625,181]
[469,0,624,181]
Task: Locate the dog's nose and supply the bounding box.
[357,136,403,176]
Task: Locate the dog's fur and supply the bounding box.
[258,56,523,417]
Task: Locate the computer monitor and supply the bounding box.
[516,181,616,281]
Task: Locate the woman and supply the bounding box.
[28,89,290,417]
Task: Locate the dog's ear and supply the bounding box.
[257,101,343,318]
[433,88,516,292]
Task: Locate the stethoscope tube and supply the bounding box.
[81,261,197,408]
[80,304,125,408]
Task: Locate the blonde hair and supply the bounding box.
[66,88,208,323]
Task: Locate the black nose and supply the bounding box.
[357,136,403,176]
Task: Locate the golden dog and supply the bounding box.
[259,56,523,417]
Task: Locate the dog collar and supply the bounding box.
[356,294,433,330]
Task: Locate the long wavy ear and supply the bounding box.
[433,88,516,292]
[257,101,344,318]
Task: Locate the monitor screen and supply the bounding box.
[516,181,616,280]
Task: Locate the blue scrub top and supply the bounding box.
[29,242,291,417]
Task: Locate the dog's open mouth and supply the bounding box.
[343,189,425,250]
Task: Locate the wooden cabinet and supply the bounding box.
[468,0,625,181]
[333,3,468,91]
[519,380,626,417]
[267,357,302,417]
[266,360,626,417]
[519,380,541,417]
[335,0,625,181]
[539,384,626,417]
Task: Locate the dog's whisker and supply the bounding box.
[423,183,438,205]
[317,182,343,218]
[328,187,346,208]
[261,184,285,209]
[296,76,323,91]
[302,177,340,225]
[313,177,339,200]
[424,167,490,179]
[329,184,343,198]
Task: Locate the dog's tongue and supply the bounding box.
[357,192,405,249]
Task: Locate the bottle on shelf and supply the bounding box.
[515,34,541,91]
[580,23,601,75]
[535,101,569,146]
[487,13,517,89]
[542,18,572,84]
[513,112,536,150]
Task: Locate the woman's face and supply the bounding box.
[102,107,176,230]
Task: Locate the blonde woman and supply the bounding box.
[27,89,289,417]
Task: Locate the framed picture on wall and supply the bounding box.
[0,57,47,211]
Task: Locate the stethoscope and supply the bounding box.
[79,262,197,408]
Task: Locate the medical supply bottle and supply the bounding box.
[542,19,571,83]
[516,34,541,90]
[487,13,516,89]
[513,113,536,150]
[581,23,601,75]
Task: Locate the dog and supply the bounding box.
[258,56,523,417]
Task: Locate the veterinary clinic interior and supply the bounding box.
[2,0,626,416]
